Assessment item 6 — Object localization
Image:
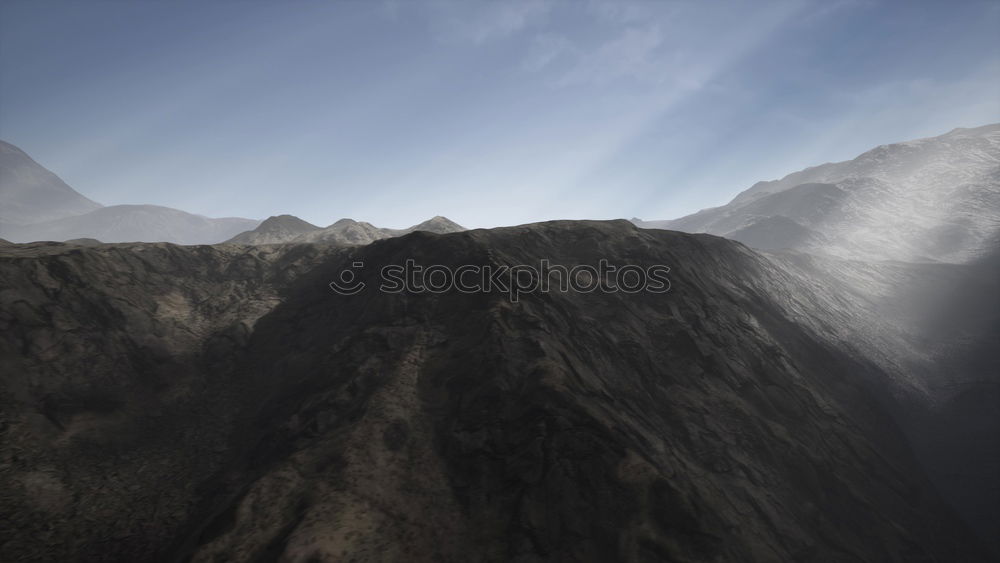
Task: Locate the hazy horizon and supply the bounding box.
[2,0,998,229]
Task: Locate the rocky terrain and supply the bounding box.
[766,246,1000,551]
[634,125,1000,550]
[2,126,997,561]
[0,221,991,562]
[226,215,323,245]
[637,123,1000,263]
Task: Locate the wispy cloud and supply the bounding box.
[524,2,801,90]
[6,0,996,228]
[522,33,575,72]
[517,2,810,208]
[427,1,552,44]
[584,0,674,25]
[771,60,1000,174]
[555,25,668,86]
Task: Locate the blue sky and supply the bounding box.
[1,0,998,228]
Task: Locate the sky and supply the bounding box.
[1,0,999,229]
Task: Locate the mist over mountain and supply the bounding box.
[631,124,1000,548]
[637,123,1000,263]
[0,141,262,244]
[0,204,261,245]
[0,140,102,225]
[0,142,464,246]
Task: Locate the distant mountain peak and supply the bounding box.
[226,214,466,246]
[0,140,28,156]
[257,214,319,230]
[407,216,465,234]
[0,140,103,225]
[225,214,318,245]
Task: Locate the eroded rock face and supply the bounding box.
[0,222,990,562]
[0,241,344,561]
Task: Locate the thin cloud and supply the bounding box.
[555,25,667,86]
[427,1,552,44]
[522,33,575,72]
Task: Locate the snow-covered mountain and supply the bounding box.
[226,215,465,245]
[0,140,102,224]
[1,204,260,245]
[638,124,1000,263]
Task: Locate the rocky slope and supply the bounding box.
[279,218,388,245]
[226,215,321,245]
[398,215,466,236]
[630,124,1000,551]
[763,246,1000,551]
[0,140,102,225]
[637,124,1000,263]
[0,221,989,562]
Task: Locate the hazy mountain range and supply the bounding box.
[226,214,465,246]
[0,141,101,224]
[2,204,260,246]
[0,142,464,245]
[636,123,1000,264]
[1,125,998,561]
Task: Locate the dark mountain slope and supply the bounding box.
[765,245,1000,550]
[0,221,987,562]
[0,240,345,561]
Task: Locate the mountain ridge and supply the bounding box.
[226,214,467,245]
[0,220,989,562]
[637,123,1000,263]
[0,140,102,224]
[0,140,466,246]
[0,204,261,245]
